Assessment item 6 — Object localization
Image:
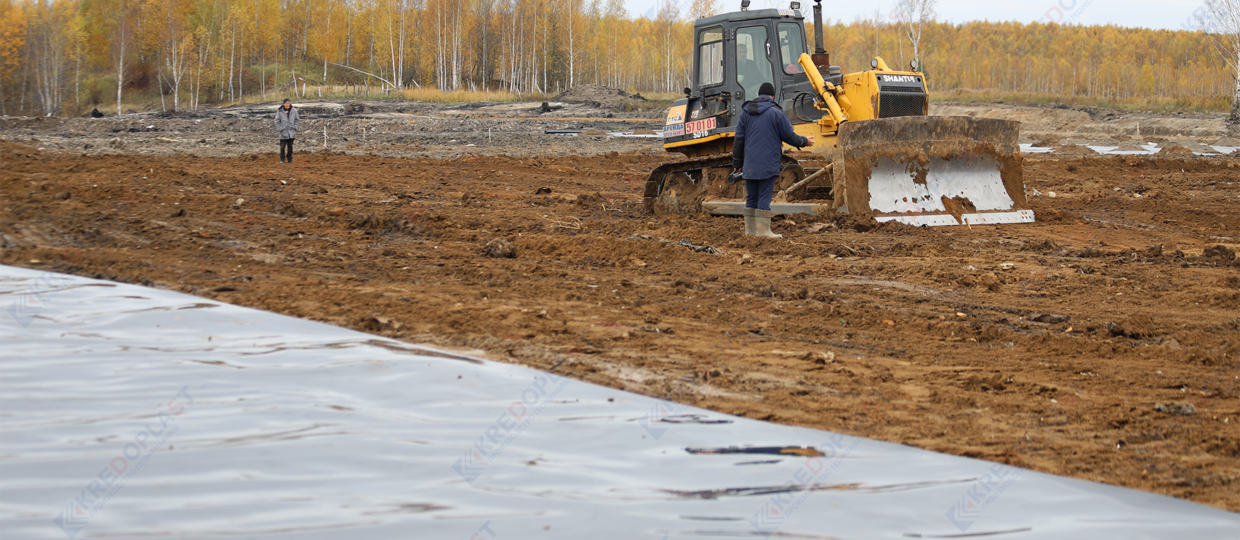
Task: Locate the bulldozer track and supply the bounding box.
[642,153,806,215]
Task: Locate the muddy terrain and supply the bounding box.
[0,90,665,161]
[2,97,1239,513]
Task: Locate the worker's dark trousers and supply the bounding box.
[745,176,777,211]
[280,139,295,162]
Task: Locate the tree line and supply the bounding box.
[0,0,1235,117]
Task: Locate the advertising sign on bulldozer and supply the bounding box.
[665,105,687,126]
[685,117,716,137]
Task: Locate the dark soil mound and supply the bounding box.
[553,84,648,109]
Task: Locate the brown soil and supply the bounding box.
[3,110,1240,513]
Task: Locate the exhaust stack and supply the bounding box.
[811,0,829,70]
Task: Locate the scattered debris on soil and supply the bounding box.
[482,238,518,259]
[1155,402,1199,417]
[628,233,724,255]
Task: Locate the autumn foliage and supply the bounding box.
[0,0,1235,116]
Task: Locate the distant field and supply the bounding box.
[52,85,1234,119]
[77,87,680,117]
[932,89,1233,115]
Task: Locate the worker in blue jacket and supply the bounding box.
[732,82,814,238]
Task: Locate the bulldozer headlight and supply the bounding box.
[871,59,879,69]
[790,1,801,9]
[741,0,751,10]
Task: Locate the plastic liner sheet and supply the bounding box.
[1018,143,1240,156]
[2,266,1237,540]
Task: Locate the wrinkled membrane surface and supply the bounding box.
[2,266,1238,539]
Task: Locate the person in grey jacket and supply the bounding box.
[275,99,300,163]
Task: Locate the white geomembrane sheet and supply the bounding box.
[2,266,1237,539]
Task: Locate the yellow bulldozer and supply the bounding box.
[645,0,1033,227]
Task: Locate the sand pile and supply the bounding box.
[1055,144,1098,155]
[1158,143,1197,157]
[1166,139,1213,153]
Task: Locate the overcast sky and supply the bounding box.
[623,0,1208,31]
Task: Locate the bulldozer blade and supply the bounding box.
[835,117,1032,227]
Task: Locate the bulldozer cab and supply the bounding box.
[664,9,825,156]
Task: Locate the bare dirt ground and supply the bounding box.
[0,92,665,161]
[2,96,1239,513]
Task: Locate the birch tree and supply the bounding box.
[99,0,140,114]
[563,0,582,87]
[0,0,25,115]
[383,0,409,90]
[29,0,75,116]
[688,0,721,20]
[892,0,934,71]
[473,0,497,89]
[312,0,345,90]
[146,0,193,110]
[1197,0,1240,123]
[602,0,623,87]
[656,0,679,92]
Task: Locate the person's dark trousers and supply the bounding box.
[745,176,777,210]
[280,139,294,163]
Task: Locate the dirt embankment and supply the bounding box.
[933,102,1235,141]
[2,131,1238,513]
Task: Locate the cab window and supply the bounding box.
[698,26,724,87]
[778,23,806,74]
[735,26,772,100]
